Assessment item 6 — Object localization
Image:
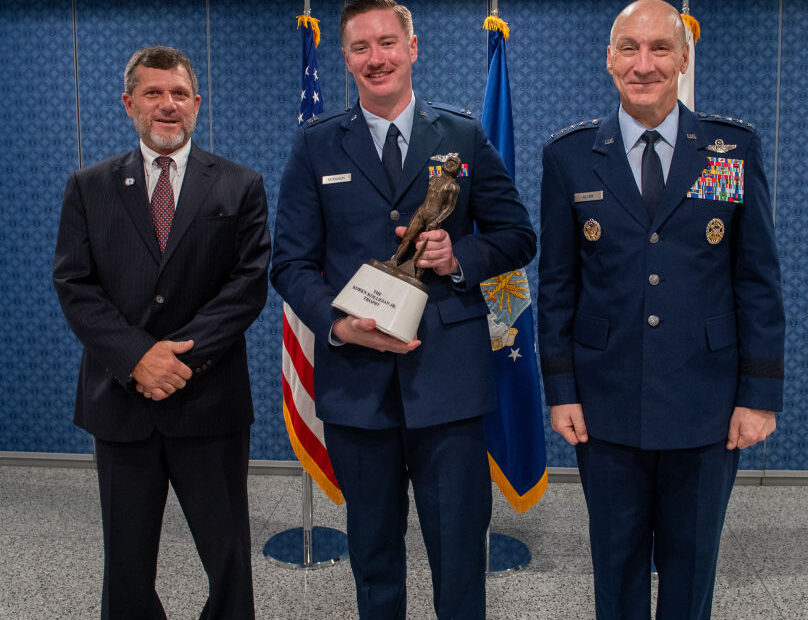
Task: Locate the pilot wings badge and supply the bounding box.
[430,152,459,163]
[706,139,737,154]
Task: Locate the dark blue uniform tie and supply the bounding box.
[640,130,664,220]
[382,123,402,193]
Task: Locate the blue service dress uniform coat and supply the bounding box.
[271,98,536,431]
[539,102,784,449]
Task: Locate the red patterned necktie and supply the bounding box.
[151,156,175,252]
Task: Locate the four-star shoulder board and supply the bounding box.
[548,119,601,143]
[697,112,755,131]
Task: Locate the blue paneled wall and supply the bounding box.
[1,0,805,471]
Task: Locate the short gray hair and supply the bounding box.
[124,46,198,95]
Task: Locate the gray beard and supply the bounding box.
[148,129,189,151]
[135,116,196,152]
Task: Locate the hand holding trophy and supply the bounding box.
[332,154,463,342]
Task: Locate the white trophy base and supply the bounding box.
[332,260,428,342]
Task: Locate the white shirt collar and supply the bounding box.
[140,138,192,170]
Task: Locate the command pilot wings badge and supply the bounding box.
[706,139,737,154]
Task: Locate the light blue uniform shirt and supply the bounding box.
[619,103,678,192]
[361,92,416,165]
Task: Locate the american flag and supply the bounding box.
[281,14,343,504]
[298,15,323,126]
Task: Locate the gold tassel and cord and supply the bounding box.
[680,13,700,43]
[297,15,321,47]
[483,15,510,41]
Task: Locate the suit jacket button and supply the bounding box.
[647,314,660,327]
[648,274,660,286]
[649,232,660,244]
[154,295,165,304]
[390,209,400,221]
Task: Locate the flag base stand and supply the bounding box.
[263,471,348,570]
[263,526,348,569]
[486,530,531,575]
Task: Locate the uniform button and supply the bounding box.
[390,209,400,221]
[647,315,660,327]
[649,232,660,244]
[154,295,165,304]
[648,274,660,286]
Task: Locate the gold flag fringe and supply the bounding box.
[680,13,700,44]
[297,15,321,47]
[282,400,344,505]
[488,454,548,514]
[483,15,510,42]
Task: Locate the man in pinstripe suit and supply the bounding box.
[53,46,270,619]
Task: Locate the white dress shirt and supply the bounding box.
[140,138,192,208]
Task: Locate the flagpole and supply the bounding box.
[344,0,350,110]
[481,0,537,576]
[264,3,348,569]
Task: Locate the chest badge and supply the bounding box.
[583,218,602,242]
[706,218,725,244]
[706,139,737,154]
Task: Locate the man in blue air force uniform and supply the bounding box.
[270,1,535,618]
[538,1,784,619]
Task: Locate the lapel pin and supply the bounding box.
[124,177,135,186]
[603,137,615,145]
[687,133,697,140]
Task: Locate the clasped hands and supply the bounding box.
[133,339,194,401]
[550,403,776,450]
[333,227,457,354]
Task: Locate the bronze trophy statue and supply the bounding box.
[332,154,463,342]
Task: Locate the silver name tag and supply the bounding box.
[322,173,352,185]
[574,190,603,203]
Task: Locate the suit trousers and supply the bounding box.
[324,416,492,620]
[95,428,254,620]
[576,435,740,620]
